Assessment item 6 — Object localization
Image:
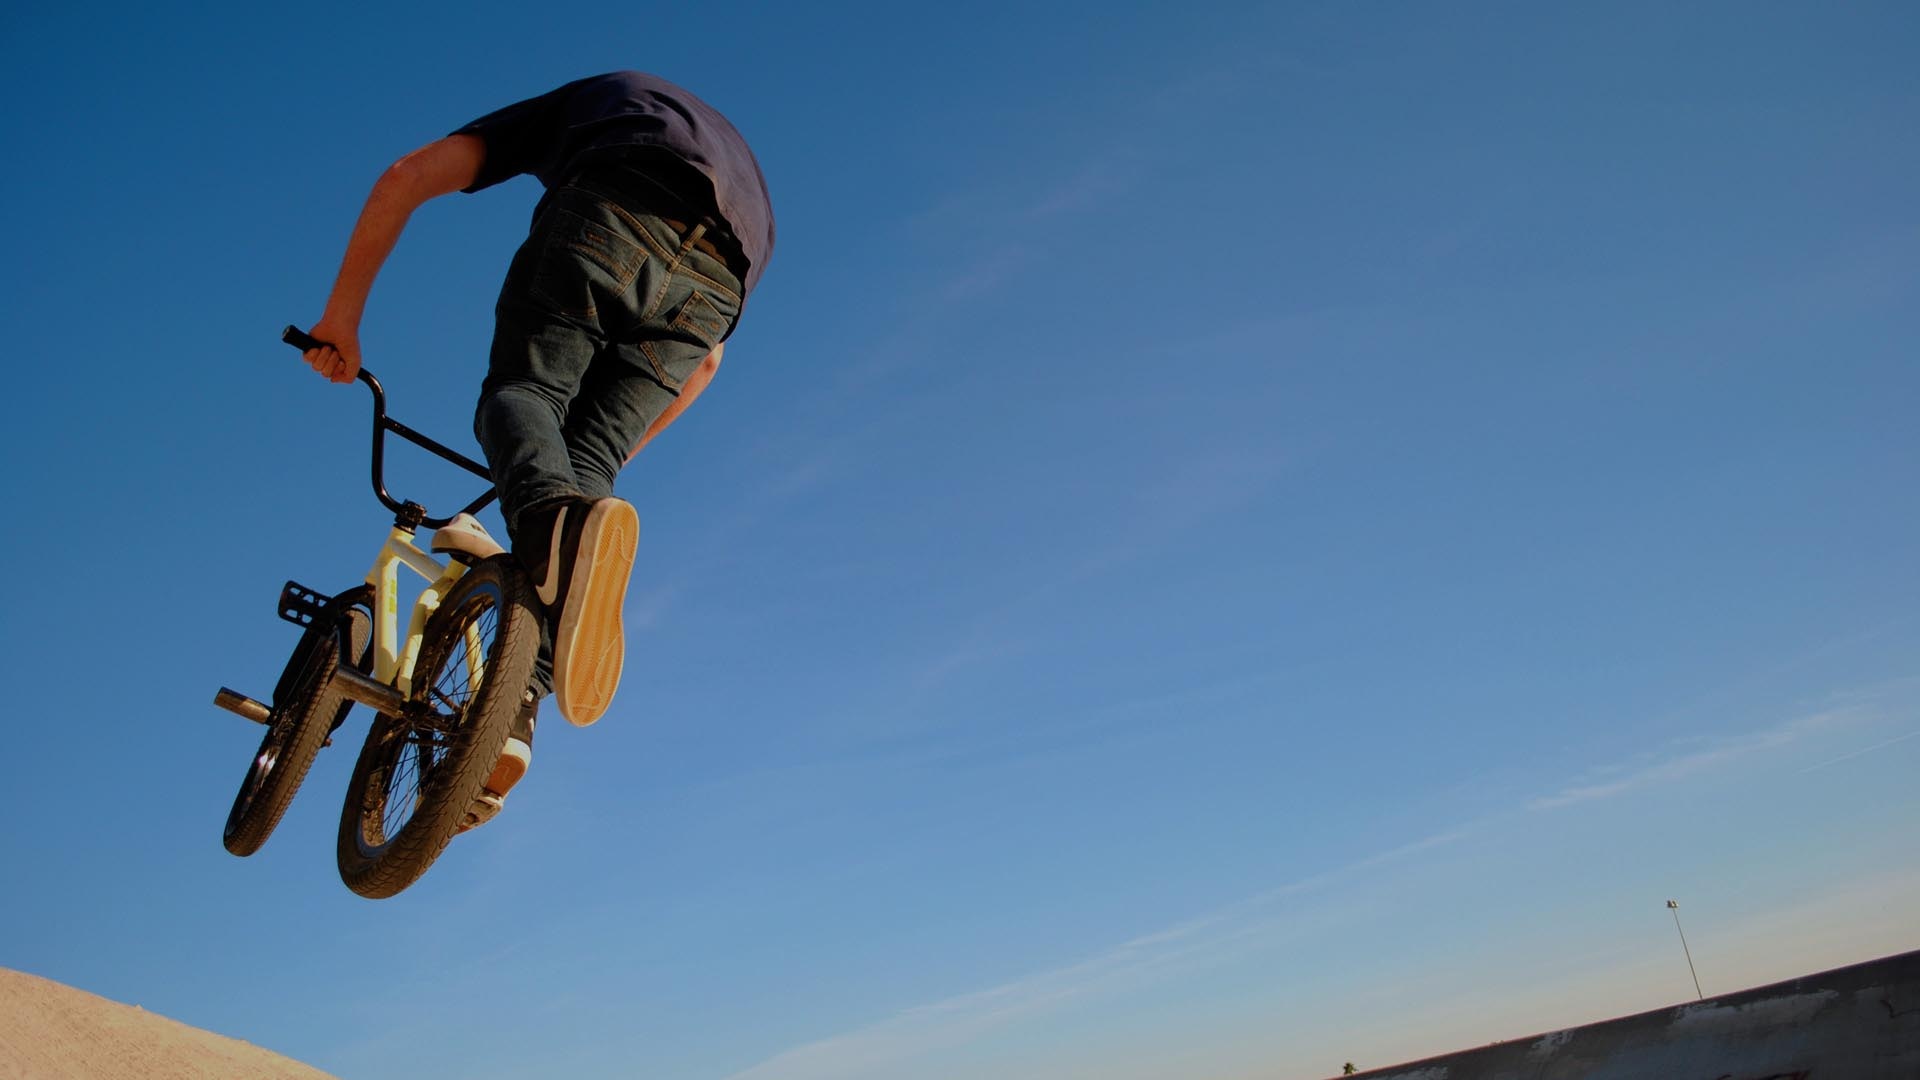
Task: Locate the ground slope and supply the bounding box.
[0,967,338,1080]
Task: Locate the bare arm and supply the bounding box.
[302,134,486,383]
[626,344,724,460]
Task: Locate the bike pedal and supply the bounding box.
[277,581,333,628]
[214,687,272,725]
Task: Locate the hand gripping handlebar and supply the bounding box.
[282,326,497,529]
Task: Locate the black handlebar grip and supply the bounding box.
[282,325,327,352]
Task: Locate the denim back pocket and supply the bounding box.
[669,291,736,349]
[640,289,742,390]
[530,207,646,320]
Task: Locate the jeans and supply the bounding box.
[474,168,744,719]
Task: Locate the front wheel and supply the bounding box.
[336,556,538,899]
[223,589,371,857]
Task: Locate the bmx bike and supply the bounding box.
[215,326,539,899]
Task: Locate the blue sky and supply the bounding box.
[1,2,1916,1077]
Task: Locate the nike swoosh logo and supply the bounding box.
[535,506,568,607]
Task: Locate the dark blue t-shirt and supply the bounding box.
[453,71,774,295]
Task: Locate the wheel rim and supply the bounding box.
[363,586,501,845]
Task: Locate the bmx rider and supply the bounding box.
[296,71,774,830]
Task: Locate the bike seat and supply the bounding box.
[429,513,506,562]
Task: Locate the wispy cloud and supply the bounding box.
[936,242,1036,303]
[720,689,1905,1080]
[904,633,1041,692]
[1066,448,1292,581]
[1020,147,1143,221]
[720,828,1464,1080]
[1526,708,1861,811]
[1796,728,1920,774]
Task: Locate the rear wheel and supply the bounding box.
[336,556,538,899]
[223,589,371,857]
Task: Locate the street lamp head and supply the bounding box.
[1667,900,1679,909]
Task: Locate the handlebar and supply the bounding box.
[282,326,497,529]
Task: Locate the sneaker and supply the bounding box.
[519,496,640,727]
[457,693,537,834]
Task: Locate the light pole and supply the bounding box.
[1666,899,1703,1001]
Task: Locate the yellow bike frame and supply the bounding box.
[365,525,493,698]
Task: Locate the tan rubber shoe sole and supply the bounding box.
[458,738,532,834]
[553,499,639,726]
[486,738,532,795]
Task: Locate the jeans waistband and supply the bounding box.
[567,154,748,278]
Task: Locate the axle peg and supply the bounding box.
[214,688,272,725]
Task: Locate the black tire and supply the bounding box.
[336,555,538,899]
[223,588,372,857]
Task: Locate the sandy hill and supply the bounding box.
[0,967,337,1080]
